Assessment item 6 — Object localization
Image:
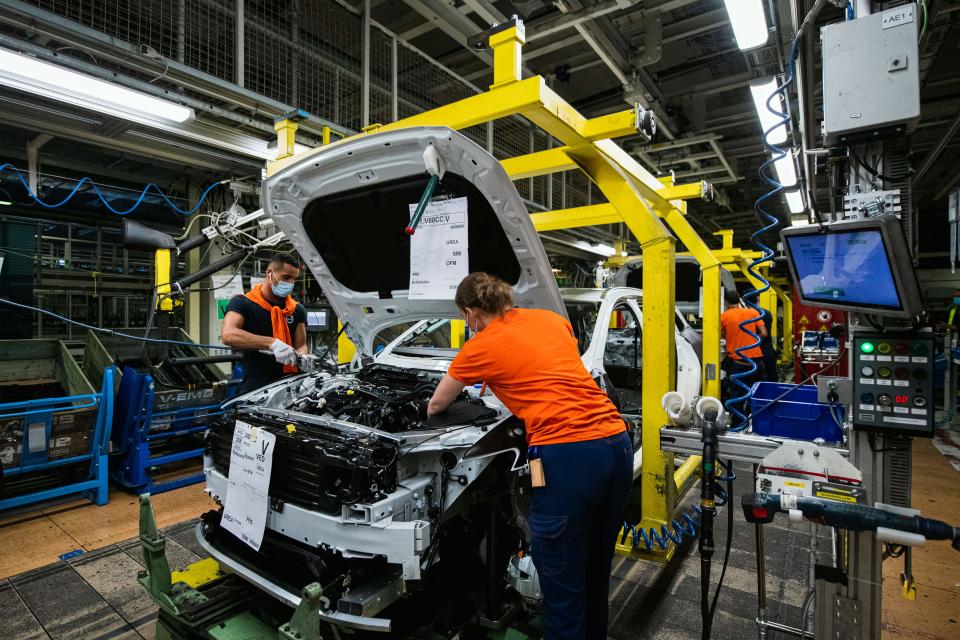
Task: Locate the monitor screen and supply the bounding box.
[785,229,902,311]
[306,310,329,331]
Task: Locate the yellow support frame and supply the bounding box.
[773,280,794,365]
[155,248,174,312]
[337,320,355,365]
[267,23,725,561]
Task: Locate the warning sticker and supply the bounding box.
[816,491,858,503]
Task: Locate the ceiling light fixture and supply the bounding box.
[0,47,194,126]
[750,78,787,145]
[785,189,805,214]
[573,241,617,257]
[723,0,770,51]
[772,153,798,188]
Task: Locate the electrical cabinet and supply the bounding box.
[821,5,920,146]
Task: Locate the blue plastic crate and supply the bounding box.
[749,382,845,443]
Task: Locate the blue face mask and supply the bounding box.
[271,274,295,298]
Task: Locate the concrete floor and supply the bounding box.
[0,439,957,639]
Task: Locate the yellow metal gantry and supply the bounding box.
[269,19,726,561]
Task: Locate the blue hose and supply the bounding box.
[619,481,731,552]
[725,38,802,432]
[0,162,224,215]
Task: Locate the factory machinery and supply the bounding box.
[130,6,960,640]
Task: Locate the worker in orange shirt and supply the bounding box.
[721,289,768,413]
[428,272,631,640]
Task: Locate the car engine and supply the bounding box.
[289,365,446,431]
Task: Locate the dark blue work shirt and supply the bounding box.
[225,294,306,393]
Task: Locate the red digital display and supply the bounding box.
[895,395,909,405]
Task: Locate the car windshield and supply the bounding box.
[388,319,461,357]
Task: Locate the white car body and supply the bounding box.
[198,126,701,634]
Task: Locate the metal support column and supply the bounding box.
[361,0,371,128]
[235,0,244,88]
[177,0,186,63]
[391,36,399,122]
[776,283,794,366]
[184,183,203,342]
[26,133,53,193]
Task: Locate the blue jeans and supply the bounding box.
[528,431,633,640]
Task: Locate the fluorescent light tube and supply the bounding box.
[772,153,797,188]
[0,47,194,125]
[750,78,787,145]
[0,200,11,206]
[785,189,805,214]
[573,241,617,257]
[724,0,769,51]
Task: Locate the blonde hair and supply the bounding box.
[455,272,513,315]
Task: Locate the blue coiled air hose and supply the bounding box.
[725,38,802,432]
[620,462,735,552]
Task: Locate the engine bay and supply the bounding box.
[208,365,503,515]
[286,365,499,432]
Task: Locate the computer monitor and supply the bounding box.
[305,308,330,332]
[781,216,922,318]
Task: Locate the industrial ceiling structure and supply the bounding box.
[0,0,956,257]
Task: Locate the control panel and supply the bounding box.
[852,332,934,437]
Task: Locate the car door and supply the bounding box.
[581,292,702,411]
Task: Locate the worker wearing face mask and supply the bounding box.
[427,272,632,640]
[221,252,308,393]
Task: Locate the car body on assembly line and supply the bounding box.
[198,126,701,635]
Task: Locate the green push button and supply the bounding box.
[861,342,875,354]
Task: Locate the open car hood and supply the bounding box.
[263,126,565,354]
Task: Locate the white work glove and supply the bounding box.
[269,339,298,366]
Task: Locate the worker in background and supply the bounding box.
[221,252,307,394]
[427,272,631,640]
[721,289,767,409]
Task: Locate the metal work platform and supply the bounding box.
[660,426,850,464]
